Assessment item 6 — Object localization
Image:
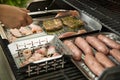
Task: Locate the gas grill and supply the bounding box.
[64,0,120,35]
[0,0,120,80]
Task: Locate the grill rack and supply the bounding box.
[65,0,120,35]
[6,35,72,79]
[0,34,87,80]
[18,57,65,78]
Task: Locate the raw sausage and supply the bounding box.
[64,40,82,60]
[75,37,93,55]
[77,29,87,34]
[110,49,120,62]
[86,36,109,55]
[59,32,76,38]
[95,52,116,68]
[84,54,105,76]
[98,34,120,49]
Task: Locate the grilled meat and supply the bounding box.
[61,16,84,28]
[43,18,63,31]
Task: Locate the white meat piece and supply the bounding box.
[22,52,44,67]
[35,47,47,56]
[29,24,43,33]
[9,28,22,37]
[52,52,60,57]
[31,52,44,61]
[9,35,17,42]
[47,46,56,56]
[19,27,33,35]
[22,49,32,60]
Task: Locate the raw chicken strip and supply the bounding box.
[8,35,17,42]
[22,52,44,66]
[22,49,32,60]
[47,46,56,57]
[29,24,43,33]
[19,27,33,35]
[35,47,47,56]
[10,28,22,37]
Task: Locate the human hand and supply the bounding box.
[0,4,33,29]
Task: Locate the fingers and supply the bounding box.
[16,14,32,28]
[21,16,33,27]
[21,19,27,27]
[1,6,33,29]
[18,9,33,27]
[20,8,30,13]
[26,15,33,25]
[20,8,33,26]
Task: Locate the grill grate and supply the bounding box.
[0,36,87,80]
[76,0,120,34]
[64,0,120,35]
[26,60,88,80]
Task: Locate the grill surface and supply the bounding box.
[64,0,120,35]
[24,1,120,79]
[1,0,120,80]
[26,60,87,80]
[0,38,87,80]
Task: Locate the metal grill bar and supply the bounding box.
[64,0,120,35]
[26,60,87,80]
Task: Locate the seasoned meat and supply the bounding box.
[43,18,63,31]
[61,16,84,28]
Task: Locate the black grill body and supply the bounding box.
[1,0,120,80]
